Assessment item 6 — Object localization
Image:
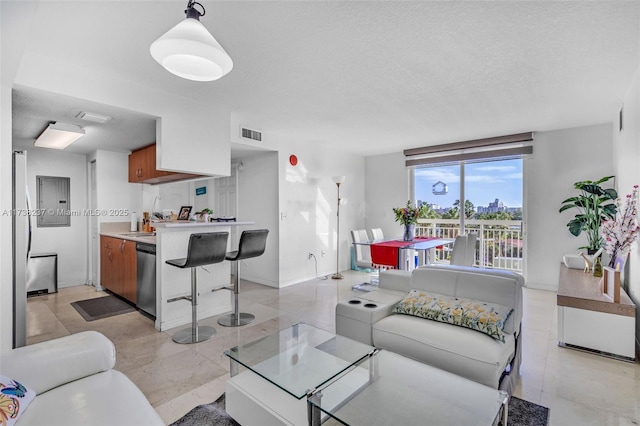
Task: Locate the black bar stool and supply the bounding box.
[166,232,229,344]
[218,229,269,327]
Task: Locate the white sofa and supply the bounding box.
[336,265,523,393]
[0,331,163,426]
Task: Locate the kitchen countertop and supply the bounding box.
[100,231,156,245]
[100,221,255,245]
[153,221,254,229]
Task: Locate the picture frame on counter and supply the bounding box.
[178,206,192,220]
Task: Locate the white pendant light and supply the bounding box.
[150,0,233,82]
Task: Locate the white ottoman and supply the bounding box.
[336,298,394,345]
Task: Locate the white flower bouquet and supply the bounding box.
[601,185,640,268]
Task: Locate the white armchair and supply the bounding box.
[0,331,163,426]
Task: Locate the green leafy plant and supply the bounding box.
[559,176,618,252]
[197,208,213,215]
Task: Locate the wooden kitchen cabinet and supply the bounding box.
[128,143,202,184]
[100,236,137,304]
[128,145,153,182]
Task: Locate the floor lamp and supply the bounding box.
[332,176,346,280]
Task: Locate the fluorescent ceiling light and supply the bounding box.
[150,0,233,82]
[76,111,112,123]
[34,122,85,150]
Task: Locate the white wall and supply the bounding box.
[612,65,640,350]
[193,179,215,214]
[26,148,88,287]
[276,142,365,287]
[87,150,135,225]
[364,152,412,239]
[237,152,280,287]
[158,181,192,215]
[527,124,614,290]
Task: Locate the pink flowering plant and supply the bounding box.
[601,185,640,268]
[393,201,428,226]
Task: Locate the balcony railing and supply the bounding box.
[416,219,523,272]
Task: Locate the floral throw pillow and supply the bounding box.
[393,290,514,342]
[0,375,36,426]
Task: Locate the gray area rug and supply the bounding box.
[171,394,548,426]
[506,396,550,426]
[71,295,136,322]
[171,394,238,426]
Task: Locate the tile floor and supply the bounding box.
[27,270,640,425]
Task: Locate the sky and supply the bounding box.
[414,158,523,209]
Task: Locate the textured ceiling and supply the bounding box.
[8,1,640,157]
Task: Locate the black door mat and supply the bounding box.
[71,295,136,322]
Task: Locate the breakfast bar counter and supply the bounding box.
[154,221,255,331]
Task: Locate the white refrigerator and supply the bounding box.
[12,150,32,348]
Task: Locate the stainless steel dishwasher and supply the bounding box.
[136,242,156,317]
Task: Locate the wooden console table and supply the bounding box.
[557,264,636,361]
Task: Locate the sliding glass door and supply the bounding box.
[413,158,524,272]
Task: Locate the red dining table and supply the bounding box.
[369,237,454,270]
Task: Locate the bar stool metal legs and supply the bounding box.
[217,260,255,327]
[218,229,269,327]
[170,268,216,344]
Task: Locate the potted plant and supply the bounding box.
[559,176,617,254]
[196,208,213,222]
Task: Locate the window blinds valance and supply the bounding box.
[404,132,533,167]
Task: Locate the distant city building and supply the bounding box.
[477,198,506,213]
[418,198,521,215]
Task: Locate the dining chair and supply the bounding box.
[351,229,372,269]
[464,232,477,266]
[370,228,384,240]
[449,234,468,266]
[450,234,477,267]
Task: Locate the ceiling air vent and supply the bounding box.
[76,111,112,124]
[241,127,262,142]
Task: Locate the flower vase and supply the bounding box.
[403,224,415,241]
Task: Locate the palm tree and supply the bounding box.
[418,202,439,219]
[452,199,476,219]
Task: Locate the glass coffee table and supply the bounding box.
[224,322,507,426]
[224,323,376,405]
[307,349,508,426]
